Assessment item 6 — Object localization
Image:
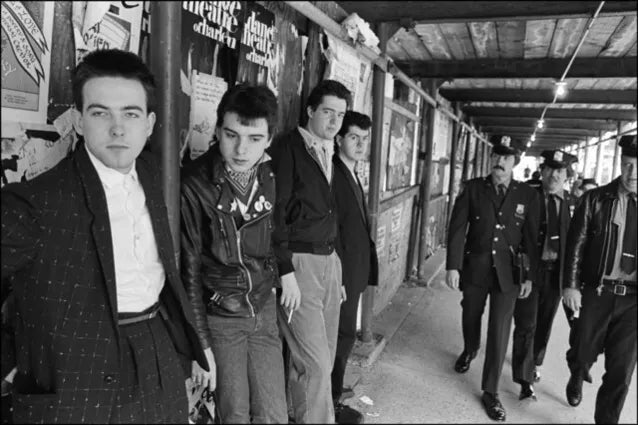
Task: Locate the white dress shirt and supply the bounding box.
[298,126,334,183]
[86,147,165,313]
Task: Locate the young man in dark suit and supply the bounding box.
[563,135,637,424]
[512,150,577,400]
[446,135,540,422]
[331,111,379,424]
[1,49,207,424]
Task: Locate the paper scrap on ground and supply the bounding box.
[359,395,374,405]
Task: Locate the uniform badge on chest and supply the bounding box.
[516,204,525,215]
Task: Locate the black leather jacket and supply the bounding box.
[564,178,625,290]
[180,145,279,349]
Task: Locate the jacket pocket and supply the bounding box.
[12,391,59,424]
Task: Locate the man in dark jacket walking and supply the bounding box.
[181,85,296,423]
[446,135,540,422]
[512,150,577,401]
[268,80,351,423]
[562,135,637,424]
[1,49,208,424]
[331,111,379,424]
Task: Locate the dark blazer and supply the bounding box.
[447,176,541,293]
[333,156,378,295]
[535,186,577,289]
[268,128,339,276]
[1,144,206,423]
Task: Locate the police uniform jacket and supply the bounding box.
[535,185,577,290]
[1,144,207,423]
[447,176,541,293]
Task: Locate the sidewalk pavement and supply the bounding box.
[342,248,638,423]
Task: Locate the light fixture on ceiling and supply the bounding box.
[537,119,545,129]
[555,81,568,97]
[531,134,536,142]
[526,141,532,148]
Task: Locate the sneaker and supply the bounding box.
[335,403,363,424]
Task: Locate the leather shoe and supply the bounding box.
[519,381,537,401]
[335,403,363,424]
[566,374,583,407]
[481,392,506,421]
[454,350,477,373]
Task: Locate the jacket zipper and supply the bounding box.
[231,213,270,318]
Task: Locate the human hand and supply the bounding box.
[519,280,532,299]
[340,285,347,303]
[562,288,582,313]
[446,270,460,290]
[191,347,216,392]
[280,272,301,311]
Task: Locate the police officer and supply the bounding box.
[512,150,577,401]
[447,135,540,422]
[563,135,637,424]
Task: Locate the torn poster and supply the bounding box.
[72,1,144,65]
[1,121,75,187]
[1,1,53,124]
[236,2,275,89]
[188,71,227,161]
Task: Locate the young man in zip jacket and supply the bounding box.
[180,85,300,423]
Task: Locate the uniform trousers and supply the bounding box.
[532,262,561,367]
[567,285,637,424]
[461,269,519,394]
[277,252,342,424]
[110,313,188,424]
[512,282,539,384]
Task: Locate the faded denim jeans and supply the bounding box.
[277,251,342,424]
[207,293,287,423]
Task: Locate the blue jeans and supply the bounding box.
[278,252,342,424]
[208,293,287,423]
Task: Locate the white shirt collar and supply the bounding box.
[85,145,138,189]
[298,126,334,149]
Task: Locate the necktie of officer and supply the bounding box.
[496,184,506,204]
[547,194,560,252]
[620,193,636,274]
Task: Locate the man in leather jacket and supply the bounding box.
[562,135,637,424]
[180,85,299,423]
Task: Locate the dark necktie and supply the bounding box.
[547,194,560,252]
[353,171,366,220]
[620,194,637,274]
[496,184,506,205]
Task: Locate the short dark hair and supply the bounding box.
[306,79,351,112]
[540,163,575,178]
[72,49,156,113]
[338,111,372,137]
[216,84,278,136]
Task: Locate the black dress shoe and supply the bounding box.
[566,374,583,407]
[454,350,477,373]
[481,392,506,421]
[519,382,537,401]
[335,403,363,424]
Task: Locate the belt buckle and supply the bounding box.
[613,284,627,296]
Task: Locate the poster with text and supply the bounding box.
[236,2,275,89]
[72,1,144,65]
[188,72,228,161]
[386,111,416,190]
[1,1,53,124]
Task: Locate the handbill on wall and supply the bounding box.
[187,71,228,161]
[322,32,372,114]
[1,1,53,124]
[386,111,416,190]
[72,1,144,64]
[236,2,275,89]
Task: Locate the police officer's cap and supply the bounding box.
[581,178,598,187]
[490,135,525,156]
[618,135,637,157]
[540,150,577,169]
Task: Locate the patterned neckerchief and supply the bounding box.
[224,165,258,205]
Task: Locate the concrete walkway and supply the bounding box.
[344,264,638,424]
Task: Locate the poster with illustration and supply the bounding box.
[72,1,144,64]
[386,111,416,190]
[1,1,53,124]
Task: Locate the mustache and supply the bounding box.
[493,165,504,171]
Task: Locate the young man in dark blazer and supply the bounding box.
[331,111,379,424]
[446,135,540,422]
[1,49,207,423]
[512,150,577,401]
[268,80,351,423]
